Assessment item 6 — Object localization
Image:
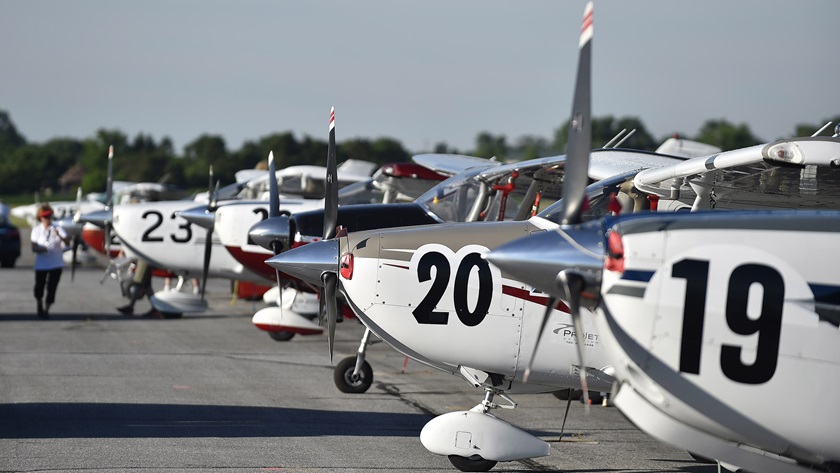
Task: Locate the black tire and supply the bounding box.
[0,257,15,268]
[552,388,582,401]
[333,356,373,394]
[447,455,498,472]
[688,451,716,464]
[268,330,295,342]
[161,312,183,319]
[588,391,605,405]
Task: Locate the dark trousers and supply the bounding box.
[34,268,63,305]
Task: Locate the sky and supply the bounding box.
[2,1,839,155]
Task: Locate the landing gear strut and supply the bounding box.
[333,327,378,393]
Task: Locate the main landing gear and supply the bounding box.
[421,387,550,472]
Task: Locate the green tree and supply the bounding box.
[77,129,128,193]
[0,110,26,154]
[369,137,410,164]
[552,115,657,153]
[694,119,762,151]
[511,135,550,161]
[795,117,840,138]
[473,132,508,160]
[183,135,229,188]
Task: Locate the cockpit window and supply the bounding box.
[416,157,569,223]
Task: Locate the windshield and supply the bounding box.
[537,172,634,224]
[416,156,569,223]
[338,171,444,205]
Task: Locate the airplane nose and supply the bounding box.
[176,204,214,230]
[249,215,291,252]
[486,227,604,300]
[265,239,339,287]
[76,209,112,229]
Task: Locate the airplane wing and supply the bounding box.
[633,137,840,210]
[412,153,500,176]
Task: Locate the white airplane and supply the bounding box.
[258,5,647,469]
[77,146,377,317]
[488,130,840,473]
[193,159,448,291]
[265,3,840,470]
[174,112,451,339]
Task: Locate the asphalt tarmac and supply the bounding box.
[0,240,718,472]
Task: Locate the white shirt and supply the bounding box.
[30,224,68,270]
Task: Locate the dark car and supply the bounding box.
[0,216,21,267]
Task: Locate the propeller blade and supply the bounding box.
[323,272,338,363]
[559,271,590,414]
[71,236,79,282]
[324,107,338,240]
[105,145,114,258]
[70,186,82,282]
[200,166,217,300]
[268,151,280,219]
[559,1,593,226]
[523,296,557,383]
[105,145,114,210]
[200,227,212,301]
[267,150,285,300]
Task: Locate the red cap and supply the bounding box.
[38,209,54,218]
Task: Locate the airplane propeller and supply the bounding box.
[75,145,115,260]
[487,1,597,411]
[104,145,114,259]
[265,107,341,363]
[199,166,219,301]
[322,106,340,362]
[54,187,85,282]
[265,150,287,310]
[70,187,83,281]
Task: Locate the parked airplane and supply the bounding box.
[488,126,840,473]
[261,5,631,470]
[77,146,377,317]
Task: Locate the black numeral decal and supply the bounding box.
[141,210,196,243]
[412,251,493,327]
[672,259,709,374]
[412,252,450,324]
[454,253,492,327]
[141,211,164,242]
[673,259,784,384]
[721,264,783,384]
[170,212,193,243]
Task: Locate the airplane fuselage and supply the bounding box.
[598,211,840,467]
[112,200,265,282]
[339,221,615,394]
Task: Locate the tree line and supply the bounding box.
[0,109,836,198]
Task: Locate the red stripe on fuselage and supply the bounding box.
[383,263,409,270]
[81,227,121,258]
[224,245,279,282]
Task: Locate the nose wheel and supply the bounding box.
[333,356,373,393]
[268,330,295,342]
[447,455,498,472]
